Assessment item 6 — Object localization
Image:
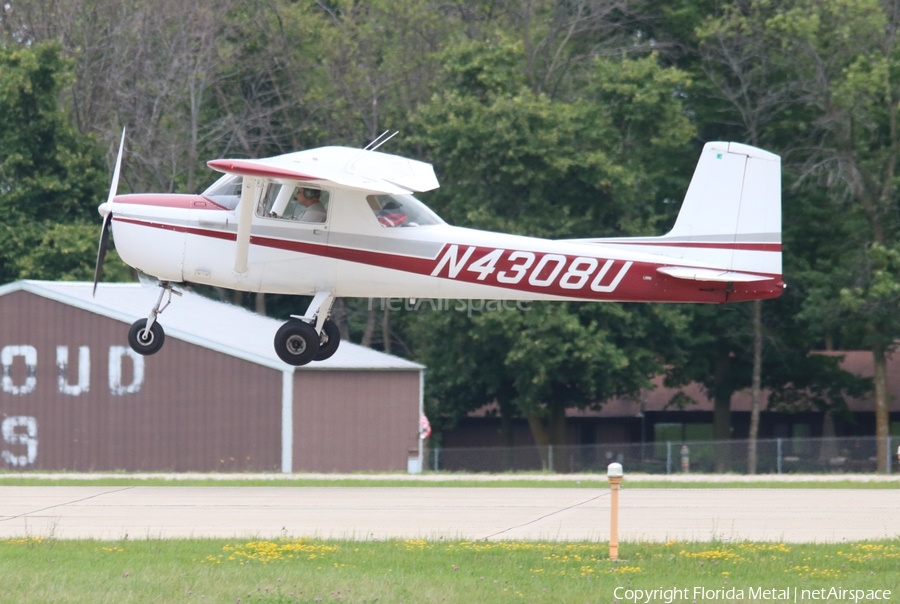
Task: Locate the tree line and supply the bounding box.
[1,0,895,470]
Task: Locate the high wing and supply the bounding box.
[207,145,440,194]
[206,146,440,273]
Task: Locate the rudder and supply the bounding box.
[569,141,782,278]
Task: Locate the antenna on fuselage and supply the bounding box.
[364,130,399,152]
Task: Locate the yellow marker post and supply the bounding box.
[607,462,623,561]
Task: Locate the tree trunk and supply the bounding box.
[381,308,391,354]
[499,400,514,471]
[525,414,550,470]
[873,343,890,473]
[331,298,350,342]
[361,300,376,347]
[524,406,566,472]
[747,300,763,474]
[818,411,838,463]
[712,358,732,473]
[548,404,566,472]
[254,292,266,316]
[713,391,732,473]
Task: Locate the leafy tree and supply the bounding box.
[409,38,697,461]
[0,41,129,283]
[761,0,900,471]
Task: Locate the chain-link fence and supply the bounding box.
[424,436,898,474]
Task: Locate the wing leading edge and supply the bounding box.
[208,146,440,194]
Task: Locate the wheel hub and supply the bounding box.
[286,334,307,355]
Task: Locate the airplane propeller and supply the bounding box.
[93,128,126,297]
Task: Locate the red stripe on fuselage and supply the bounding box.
[114,217,237,241]
[597,240,782,252]
[114,194,229,211]
[114,217,783,303]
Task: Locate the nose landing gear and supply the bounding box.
[127,282,181,356]
[274,291,341,366]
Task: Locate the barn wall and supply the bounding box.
[0,291,282,471]
[292,370,420,472]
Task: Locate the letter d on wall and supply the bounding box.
[108,346,144,395]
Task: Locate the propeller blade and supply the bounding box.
[92,213,111,297]
[93,128,126,298]
[106,128,126,207]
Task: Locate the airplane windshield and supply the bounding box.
[366,194,445,228]
[201,174,242,210]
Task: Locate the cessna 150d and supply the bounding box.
[93,131,783,366]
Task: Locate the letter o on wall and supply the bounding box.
[1,346,37,395]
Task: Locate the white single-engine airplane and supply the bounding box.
[93,131,783,366]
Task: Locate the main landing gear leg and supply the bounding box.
[128,282,182,356]
[273,291,341,366]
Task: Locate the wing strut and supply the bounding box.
[234,177,263,274]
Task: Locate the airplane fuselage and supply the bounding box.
[110,189,782,305]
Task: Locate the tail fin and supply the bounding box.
[570,141,781,278]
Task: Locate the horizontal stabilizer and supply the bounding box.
[657,266,773,283]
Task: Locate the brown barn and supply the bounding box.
[0,280,423,473]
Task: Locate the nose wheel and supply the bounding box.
[127,281,180,356]
[128,318,165,355]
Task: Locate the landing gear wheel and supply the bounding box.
[314,319,341,361]
[274,320,319,366]
[128,319,165,356]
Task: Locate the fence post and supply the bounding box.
[776,438,782,475]
[666,441,672,475]
[548,445,554,473]
[433,446,440,472]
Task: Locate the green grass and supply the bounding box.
[1,537,897,603]
[0,475,897,488]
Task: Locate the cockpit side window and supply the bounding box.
[257,184,330,223]
[201,174,243,210]
[366,193,444,228]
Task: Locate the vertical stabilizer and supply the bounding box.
[570,142,782,277]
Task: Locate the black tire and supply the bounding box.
[314,319,341,361]
[128,319,165,356]
[274,320,319,366]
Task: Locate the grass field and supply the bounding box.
[1,537,897,603]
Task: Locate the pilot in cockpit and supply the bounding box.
[294,188,327,223]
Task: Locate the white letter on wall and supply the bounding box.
[2,416,38,467]
[108,346,144,395]
[1,345,37,395]
[57,346,90,396]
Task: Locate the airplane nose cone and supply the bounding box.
[98,202,111,217]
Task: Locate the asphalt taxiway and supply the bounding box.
[1,485,896,542]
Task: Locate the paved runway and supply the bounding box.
[0,486,897,542]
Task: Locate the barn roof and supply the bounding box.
[0,281,424,372]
